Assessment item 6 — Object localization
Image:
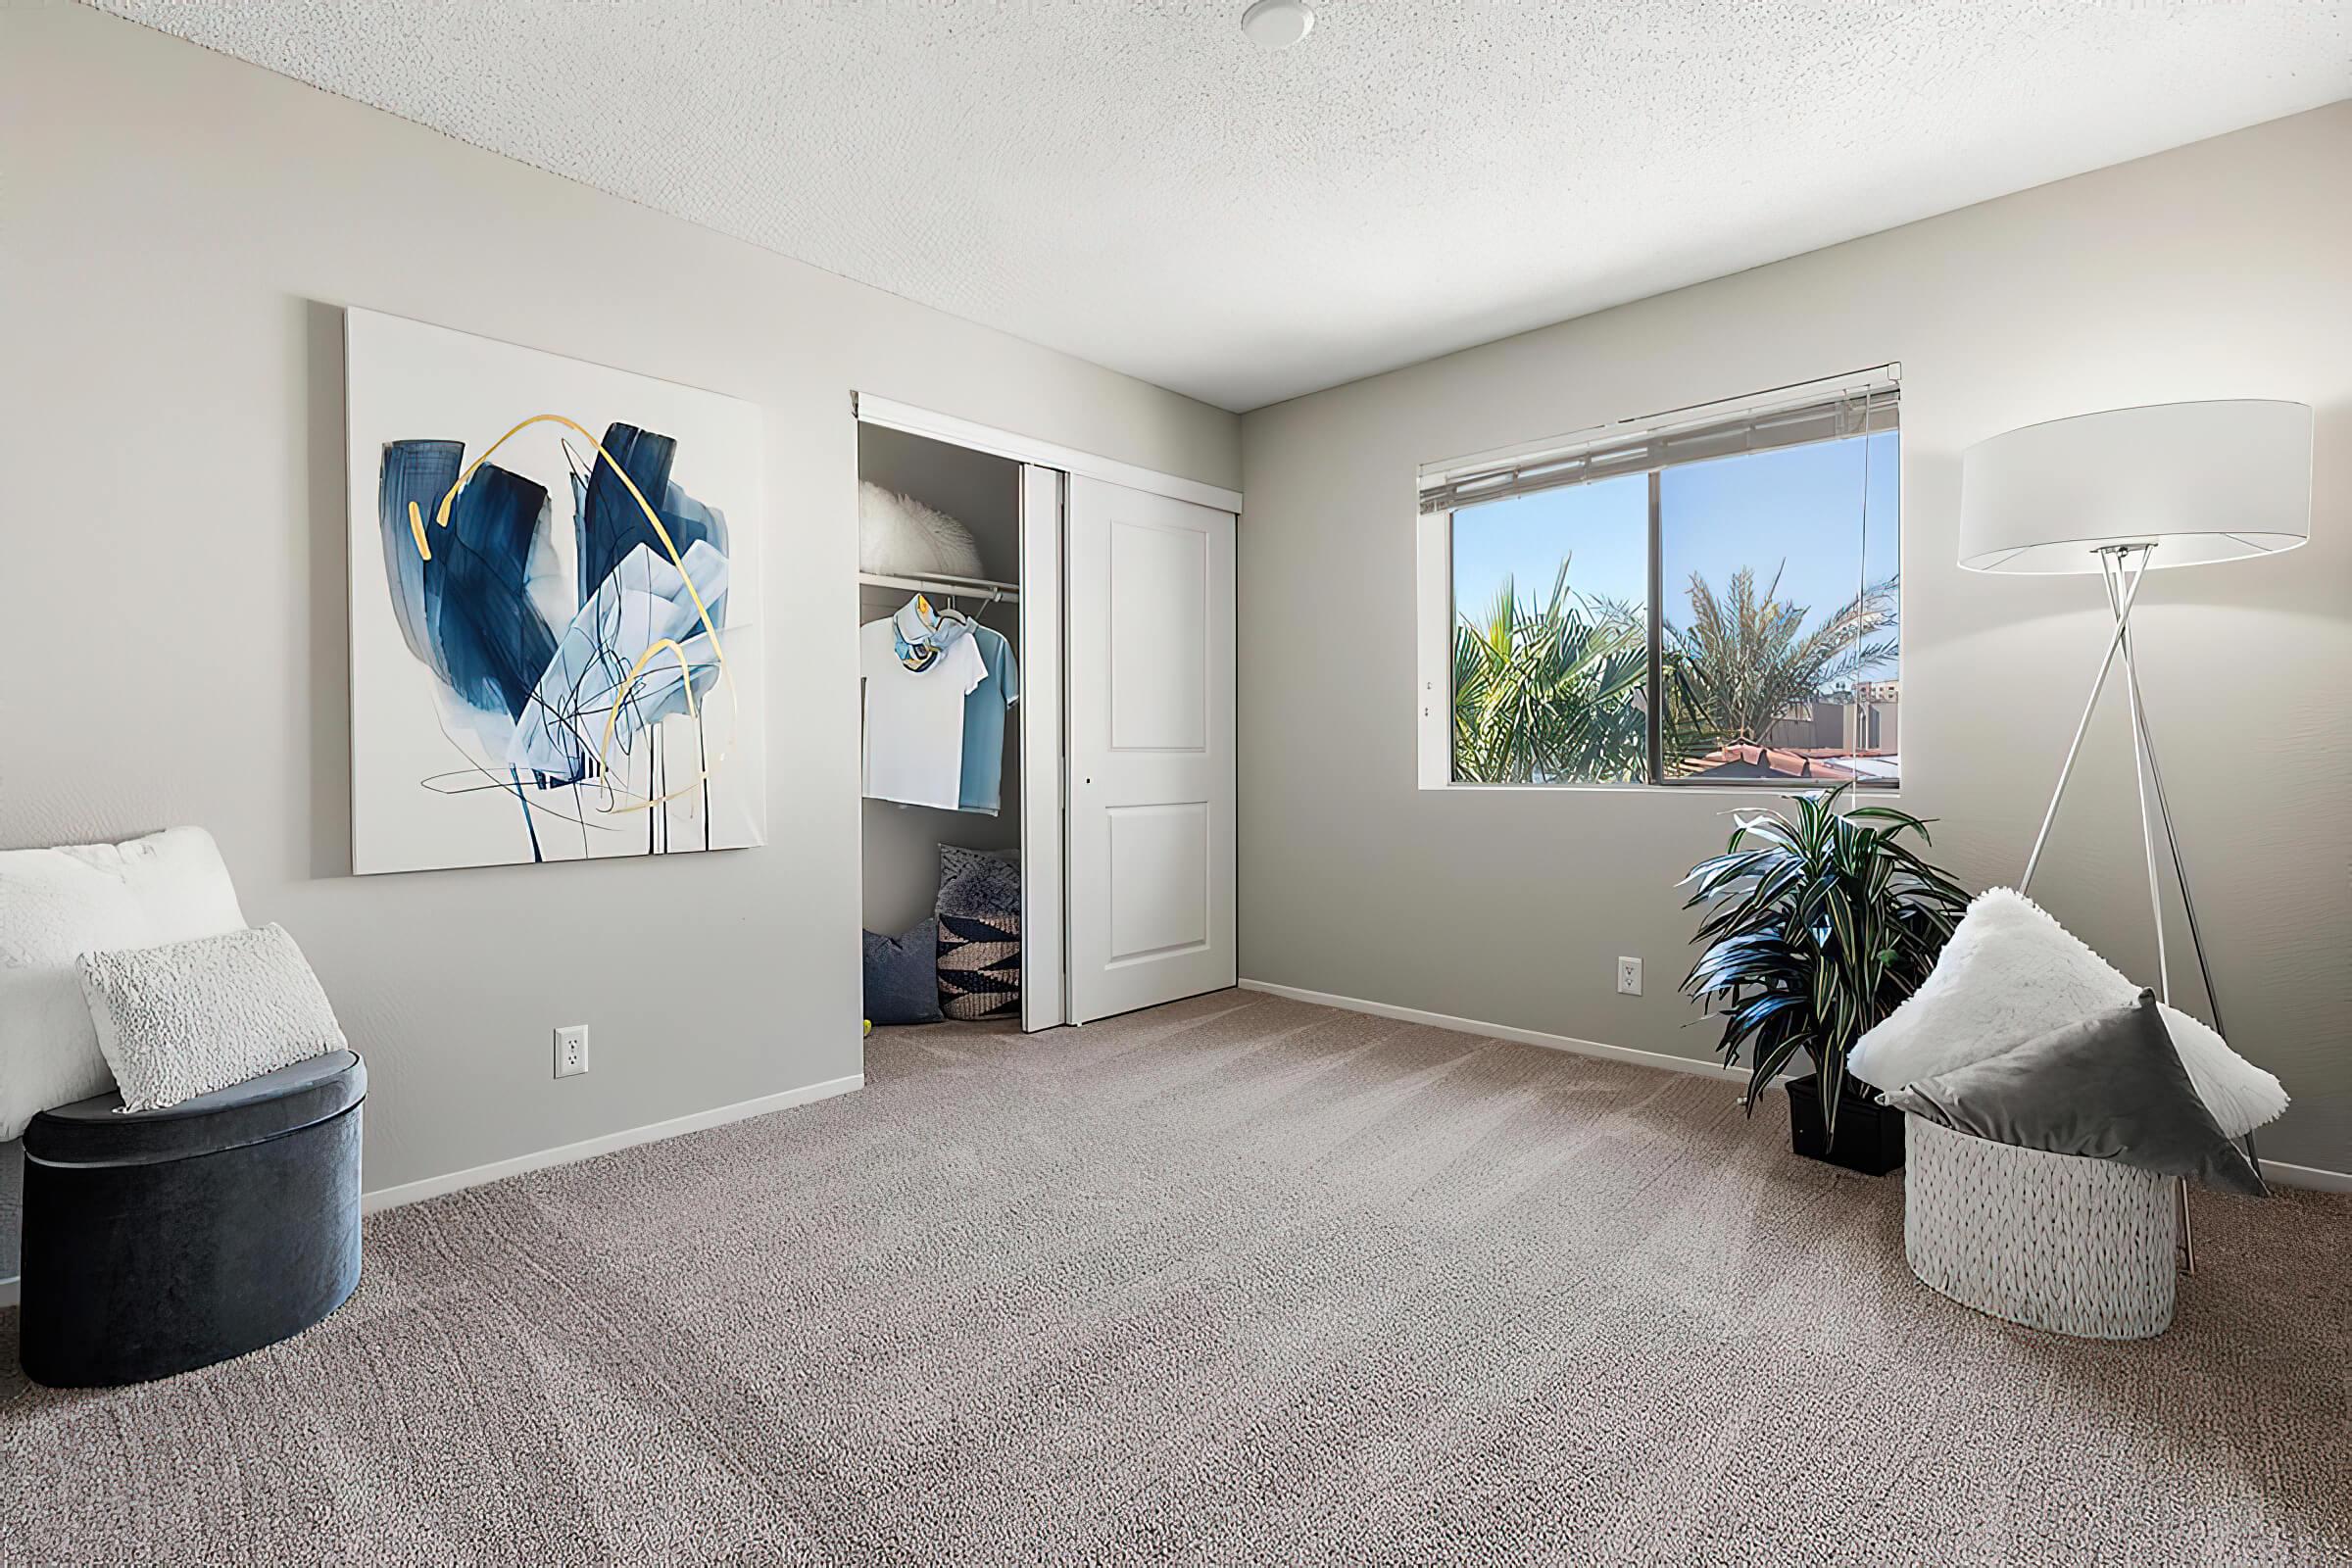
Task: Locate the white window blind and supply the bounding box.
[1417,367,1899,516]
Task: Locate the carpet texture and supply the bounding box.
[3,990,2347,1566]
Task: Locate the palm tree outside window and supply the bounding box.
[1446,384,1899,788]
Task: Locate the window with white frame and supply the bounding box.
[1416,371,1901,790]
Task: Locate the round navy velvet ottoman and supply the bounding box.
[20,1051,366,1388]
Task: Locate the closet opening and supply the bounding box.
[858,422,1059,1034]
[855,390,1238,1039]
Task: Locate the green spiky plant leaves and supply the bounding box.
[1678,785,1970,1138]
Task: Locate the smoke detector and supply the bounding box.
[1241,0,1315,51]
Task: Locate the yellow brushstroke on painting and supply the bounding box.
[596,637,699,795]
[412,413,735,815]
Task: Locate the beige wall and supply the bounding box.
[0,7,1238,1198]
[1237,104,2352,1173]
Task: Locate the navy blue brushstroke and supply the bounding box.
[376,439,459,666]
[576,423,673,612]
[575,422,729,628]
[508,767,543,863]
[376,440,560,726]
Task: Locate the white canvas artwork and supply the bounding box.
[345,309,766,874]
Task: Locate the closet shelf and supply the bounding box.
[858,569,1019,605]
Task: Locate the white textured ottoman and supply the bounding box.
[1903,1115,2178,1340]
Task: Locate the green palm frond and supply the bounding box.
[1452,558,1650,784]
[1455,553,1900,787]
[1661,564,1897,767]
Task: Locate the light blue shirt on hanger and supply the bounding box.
[958,625,1019,814]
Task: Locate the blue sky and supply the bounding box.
[1451,431,1900,681]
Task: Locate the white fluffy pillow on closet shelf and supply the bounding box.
[859,482,984,579]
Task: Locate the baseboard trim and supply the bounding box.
[0,1277,14,1309]
[1239,980,2352,1194]
[2260,1158,2352,1195]
[358,1072,865,1216]
[1239,978,1754,1085]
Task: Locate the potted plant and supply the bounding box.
[1678,785,1969,1173]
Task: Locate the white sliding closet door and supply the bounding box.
[1064,476,1237,1024]
[1018,464,1065,1032]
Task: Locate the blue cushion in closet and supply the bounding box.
[862,918,944,1024]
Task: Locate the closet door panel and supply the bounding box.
[1108,520,1208,752]
[1066,476,1236,1024]
[1105,803,1210,958]
[1018,465,1065,1032]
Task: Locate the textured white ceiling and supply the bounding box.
[94,1,2352,411]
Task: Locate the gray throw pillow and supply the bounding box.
[936,845,1019,1020]
[862,918,942,1025]
[1882,989,2264,1196]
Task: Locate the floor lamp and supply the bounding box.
[1958,399,2314,1271]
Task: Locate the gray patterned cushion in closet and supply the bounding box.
[935,844,1020,1020]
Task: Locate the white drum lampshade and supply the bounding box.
[1959,399,2313,573]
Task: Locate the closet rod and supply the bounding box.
[857,569,1019,605]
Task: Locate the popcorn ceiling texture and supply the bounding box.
[4,991,2348,1563]
[86,1,2352,411]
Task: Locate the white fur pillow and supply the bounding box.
[1848,888,2286,1138]
[0,827,248,1139]
[78,924,344,1114]
[859,481,984,579]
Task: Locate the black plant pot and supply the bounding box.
[1786,1073,1904,1175]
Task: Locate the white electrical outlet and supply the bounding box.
[554,1024,590,1079]
[1616,956,1643,997]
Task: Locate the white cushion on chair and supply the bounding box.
[79,924,344,1114]
[1848,888,2286,1139]
[113,826,248,943]
[0,827,247,1140]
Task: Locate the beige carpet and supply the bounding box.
[4,990,2347,1566]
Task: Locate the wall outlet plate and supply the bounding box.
[554,1024,590,1078]
[1616,956,1643,997]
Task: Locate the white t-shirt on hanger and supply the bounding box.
[859,617,989,810]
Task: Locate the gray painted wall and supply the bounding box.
[1237,104,2352,1174]
[0,6,1237,1202]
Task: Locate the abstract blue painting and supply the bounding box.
[346,310,765,874]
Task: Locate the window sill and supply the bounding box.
[1425,779,1904,800]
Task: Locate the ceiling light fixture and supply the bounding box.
[1240,0,1314,51]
